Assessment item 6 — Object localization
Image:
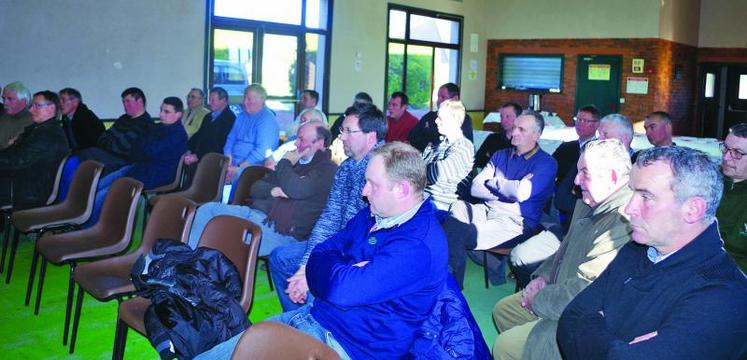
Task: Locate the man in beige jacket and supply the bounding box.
[492,139,633,360]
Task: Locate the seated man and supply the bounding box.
[473,102,521,170]
[493,139,632,360]
[299,89,319,111]
[269,102,387,311]
[59,87,105,150]
[444,110,557,286]
[408,83,473,152]
[77,87,154,174]
[223,83,279,182]
[643,111,674,147]
[265,108,327,170]
[0,91,69,209]
[197,142,448,360]
[552,105,601,233]
[182,88,211,138]
[558,146,747,359]
[184,87,236,166]
[717,123,747,273]
[385,91,418,143]
[597,113,634,158]
[0,81,33,150]
[86,97,188,225]
[330,92,373,142]
[187,121,337,256]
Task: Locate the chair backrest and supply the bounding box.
[137,196,196,258]
[230,322,341,360]
[185,152,229,204]
[198,215,261,313]
[229,166,270,205]
[64,160,105,223]
[45,153,71,205]
[89,177,143,252]
[150,152,187,193]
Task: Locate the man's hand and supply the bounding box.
[264,158,277,170]
[283,150,302,165]
[183,153,199,165]
[286,266,309,304]
[352,260,369,267]
[522,173,534,181]
[629,331,658,344]
[225,165,239,184]
[521,277,547,313]
[270,186,289,198]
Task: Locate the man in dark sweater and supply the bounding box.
[718,123,747,273]
[408,83,474,152]
[59,87,105,150]
[184,87,236,165]
[186,120,337,256]
[557,146,747,359]
[77,87,153,174]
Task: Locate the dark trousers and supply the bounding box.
[443,216,477,288]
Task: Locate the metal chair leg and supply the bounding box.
[112,317,128,360]
[34,258,48,315]
[5,230,20,284]
[0,216,11,273]
[25,247,39,306]
[69,287,85,354]
[483,251,490,288]
[264,258,274,291]
[63,265,76,346]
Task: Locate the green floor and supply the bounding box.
[0,232,513,359]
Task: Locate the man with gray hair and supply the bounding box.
[597,113,634,157]
[717,122,747,273]
[558,146,747,359]
[492,139,632,360]
[196,142,448,359]
[444,110,558,286]
[0,81,33,149]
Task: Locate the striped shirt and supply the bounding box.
[422,136,474,210]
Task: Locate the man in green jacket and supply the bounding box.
[718,123,747,273]
[492,139,633,360]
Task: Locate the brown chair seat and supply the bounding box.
[229,166,270,205]
[144,153,187,194]
[113,215,262,359]
[230,321,341,360]
[150,152,228,207]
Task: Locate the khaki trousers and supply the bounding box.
[492,292,539,360]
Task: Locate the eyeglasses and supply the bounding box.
[339,128,363,135]
[720,143,746,160]
[573,116,599,124]
[30,102,53,109]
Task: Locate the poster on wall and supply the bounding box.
[588,64,611,80]
[626,77,648,94]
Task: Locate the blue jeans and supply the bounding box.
[83,165,132,227]
[269,241,316,312]
[187,202,299,256]
[194,304,351,360]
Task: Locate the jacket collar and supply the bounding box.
[591,184,632,217]
[648,222,722,269]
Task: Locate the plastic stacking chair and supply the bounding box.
[32,177,143,353]
[230,321,341,360]
[483,225,544,290]
[112,215,261,360]
[149,152,228,208]
[1,154,69,274]
[69,196,196,355]
[5,160,103,284]
[229,166,274,290]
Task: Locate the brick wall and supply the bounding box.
[485,38,699,136]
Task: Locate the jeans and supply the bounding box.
[194,303,351,360]
[187,202,299,256]
[269,241,315,312]
[83,165,132,227]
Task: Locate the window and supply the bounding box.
[210,0,332,132]
[386,5,462,118]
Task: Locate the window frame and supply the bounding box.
[205,0,333,113]
[384,4,463,112]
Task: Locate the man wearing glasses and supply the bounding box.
[718,123,747,273]
[552,105,601,233]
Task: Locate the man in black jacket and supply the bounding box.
[59,87,105,150]
[408,83,473,152]
[184,87,236,165]
[0,91,69,210]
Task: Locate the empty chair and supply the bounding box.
[32,177,143,353]
[4,160,103,284]
[69,196,196,356]
[113,215,262,360]
[230,321,341,360]
[229,166,274,290]
[149,152,228,208]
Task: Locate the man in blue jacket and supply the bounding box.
[196,142,448,360]
[557,146,747,359]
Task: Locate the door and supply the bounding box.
[697,63,747,139]
[575,55,622,116]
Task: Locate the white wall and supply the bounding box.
[483,0,660,40]
[327,0,487,113]
[698,0,747,47]
[659,0,700,46]
[0,0,205,118]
